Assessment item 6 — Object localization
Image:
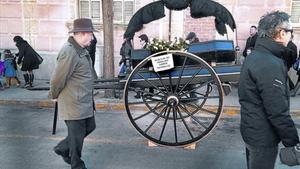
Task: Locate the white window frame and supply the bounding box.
[78,0,135,25]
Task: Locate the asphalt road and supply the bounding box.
[0,105,299,169]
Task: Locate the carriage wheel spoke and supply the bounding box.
[179,104,208,129]
[176,106,194,139]
[133,103,165,121]
[144,105,168,134]
[180,102,199,116]
[159,106,171,141]
[137,73,168,96]
[172,106,178,143]
[129,87,165,99]
[180,95,220,102]
[179,80,214,97]
[174,56,188,94]
[155,72,171,95]
[178,67,203,94]
[184,102,218,116]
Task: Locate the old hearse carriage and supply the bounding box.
[48,0,242,148]
[117,0,241,147]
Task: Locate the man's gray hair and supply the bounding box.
[258,11,290,38]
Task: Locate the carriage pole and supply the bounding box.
[168,10,172,41]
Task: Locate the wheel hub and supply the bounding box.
[167,95,179,106]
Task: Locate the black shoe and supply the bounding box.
[53,147,71,165]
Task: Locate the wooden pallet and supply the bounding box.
[147,140,197,150]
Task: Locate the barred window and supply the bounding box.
[78,0,135,24]
[291,0,300,24]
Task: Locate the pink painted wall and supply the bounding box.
[0,0,74,51]
[0,0,299,78]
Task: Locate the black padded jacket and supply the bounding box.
[238,37,299,147]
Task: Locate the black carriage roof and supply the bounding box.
[124,0,237,39]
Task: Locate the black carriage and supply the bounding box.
[48,0,242,148]
[115,0,241,147]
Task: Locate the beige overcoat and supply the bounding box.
[49,37,97,120]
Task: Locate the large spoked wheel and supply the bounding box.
[124,50,224,147]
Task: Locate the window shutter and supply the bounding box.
[80,1,90,18]
[91,1,101,22]
[124,1,134,23]
[291,0,300,23]
[113,1,123,23]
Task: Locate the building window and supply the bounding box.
[78,0,135,24]
[291,0,300,24]
[113,0,134,24]
[79,0,102,23]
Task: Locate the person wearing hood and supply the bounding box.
[13,36,42,87]
[238,11,299,169]
[3,49,20,87]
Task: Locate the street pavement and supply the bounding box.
[0,80,300,169]
[0,105,299,169]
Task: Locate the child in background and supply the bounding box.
[3,49,20,87]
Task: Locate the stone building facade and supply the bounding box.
[0,0,299,79]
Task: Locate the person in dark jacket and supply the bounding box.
[286,35,297,70]
[185,32,199,44]
[119,37,133,74]
[138,34,149,49]
[13,36,42,87]
[285,35,298,90]
[242,25,258,57]
[86,33,97,67]
[238,11,299,169]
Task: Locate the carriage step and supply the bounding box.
[222,83,232,96]
[147,140,197,150]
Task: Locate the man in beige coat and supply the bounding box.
[49,18,97,169]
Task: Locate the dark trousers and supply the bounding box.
[55,116,96,169]
[246,144,278,169]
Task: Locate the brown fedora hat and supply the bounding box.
[69,18,98,33]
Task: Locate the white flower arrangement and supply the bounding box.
[146,37,188,53]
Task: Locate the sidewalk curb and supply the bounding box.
[1,99,300,118]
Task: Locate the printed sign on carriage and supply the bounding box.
[151,54,174,72]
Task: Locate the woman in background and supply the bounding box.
[13,36,42,87]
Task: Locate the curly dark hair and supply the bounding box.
[258,11,290,38]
